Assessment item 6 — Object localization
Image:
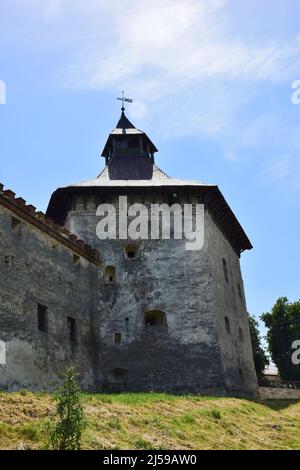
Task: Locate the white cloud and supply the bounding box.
[10,1,300,112]
[64,0,300,90]
[52,0,300,173]
[4,0,300,191]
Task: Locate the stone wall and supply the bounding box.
[0,183,258,396]
[206,212,258,396]
[0,202,99,391]
[65,189,258,396]
[259,387,300,400]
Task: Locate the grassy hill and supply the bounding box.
[0,391,300,450]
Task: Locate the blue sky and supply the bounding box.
[0,0,299,338]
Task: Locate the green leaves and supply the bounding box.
[48,368,86,450]
[261,297,300,380]
[248,315,269,378]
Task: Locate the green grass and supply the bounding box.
[210,408,222,420]
[0,392,299,450]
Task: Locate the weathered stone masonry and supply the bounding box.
[0,112,258,396]
[60,188,257,396]
[0,185,100,391]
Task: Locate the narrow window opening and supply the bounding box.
[11,217,21,232]
[114,333,121,344]
[144,310,167,327]
[109,368,128,383]
[128,138,139,148]
[67,316,76,342]
[237,283,243,301]
[225,316,231,335]
[104,266,116,283]
[37,304,48,333]
[125,317,129,324]
[125,244,138,259]
[239,327,244,342]
[222,258,229,283]
[116,139,128,149]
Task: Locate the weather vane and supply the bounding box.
[117,91,133,113]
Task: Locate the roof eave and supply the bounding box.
[101,132,158,157]
[46,184,252,255]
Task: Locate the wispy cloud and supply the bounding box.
[62,0,300,192]
[60,1,300,159]
[9,1,300,117]
[3,0,300,191]
[62,0,300,88]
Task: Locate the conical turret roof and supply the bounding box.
[101,112,158,157]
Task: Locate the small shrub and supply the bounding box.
[211,408,221,420]
[150,415,162,427]
[180,414,196,424]
[108,417,122,430]
[172,413,196,426]
[20,423,40,441]
[134,437,154,450]
[47,368,86,450]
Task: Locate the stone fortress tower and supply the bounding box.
[44,106,258,397]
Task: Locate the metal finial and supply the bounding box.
[117,91,133,113]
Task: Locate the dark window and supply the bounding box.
[237,283,243,301]
[67,317,76,342]
[128,138,139,148]
[239,327,244,341]
[225,316,231,334]
[11,217,21,232]
[104,266,116,283]
[144,310,167,327]
[125,244,138,259]
[109,368,128,383]
[222,258,229,283]
[116,139,128,149]
[37,304,48,333]
[125,317,129,324]
[114,333,121,344]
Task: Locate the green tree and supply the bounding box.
[261,297,300,380]
[248,315,269,378]
[48,368,86,450]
